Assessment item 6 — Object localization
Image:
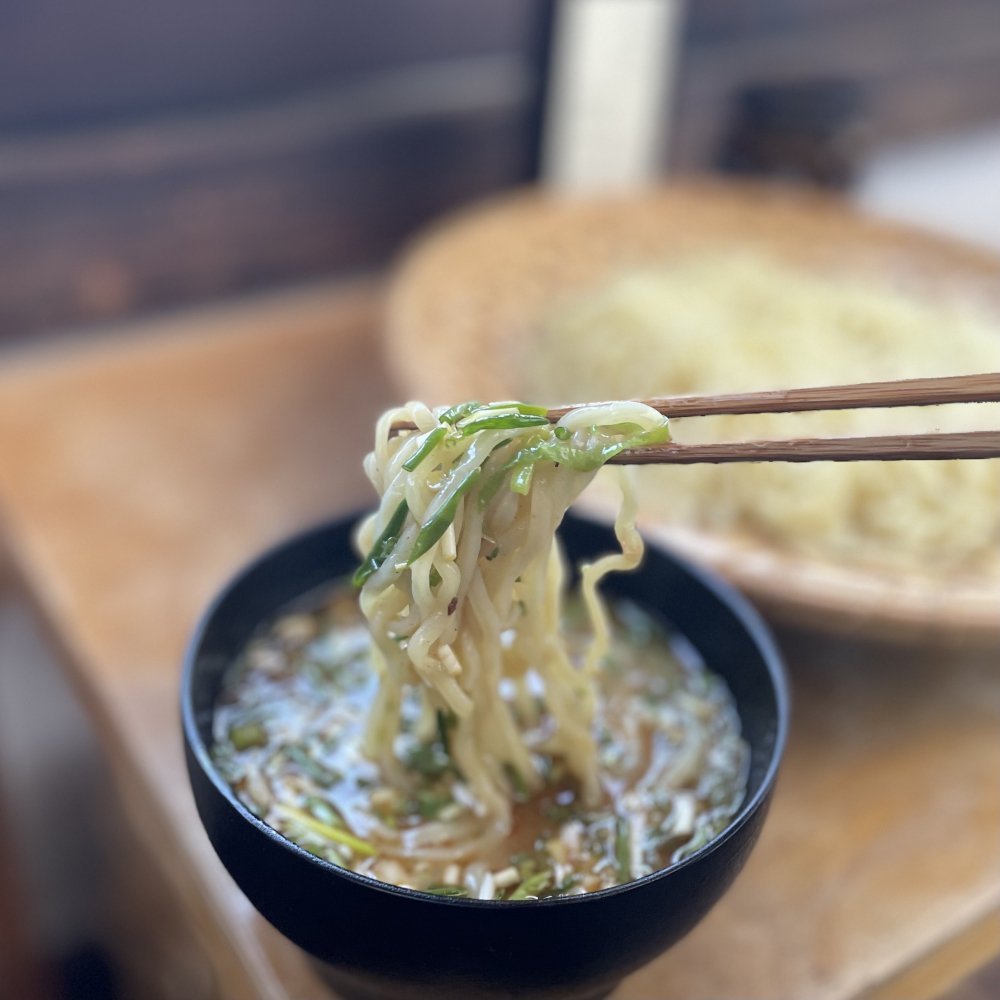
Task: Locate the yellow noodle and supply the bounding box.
[527,252,1000,578]
[355,399,670,839]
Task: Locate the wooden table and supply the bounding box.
[0,282,997,1000]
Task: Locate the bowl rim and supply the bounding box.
[181,511,790,909]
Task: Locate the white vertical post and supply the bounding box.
[542,0,683,193]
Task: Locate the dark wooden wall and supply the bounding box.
[1,0,998,342]
[0,1,551,340]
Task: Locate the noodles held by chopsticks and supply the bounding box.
[354,400,670,844]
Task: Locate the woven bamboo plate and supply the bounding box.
[384,180,1000,646]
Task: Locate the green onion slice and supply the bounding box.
[402,425,448,471]
[277,805,377,857]
[229,720,267,751]
[424,885,469,897]
[439,401,484,424]
[459,413,550,435]
[284,745,340,786]
[353,499,409,587]
[408,467,482,563]
[615,816,631,882]
[509,870,553,900]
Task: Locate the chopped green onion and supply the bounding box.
[615,816,631,882]
[277,805,377,857]
[509,870,552,900]
[510,851,538,877]
[474,437,519,510]
[476,401,548,417]
[284,745,339,786]
[306,796,345,828]
[408,467,482,563]
[353,499,409,587]
[414,789,452,819]
[554,425,570,440]
[477,467,508,511]
[436,709,457,754]
[439,401,484,424]
[459,413,550,435]
[509,462,534,495]
[402,425,448,471]
[503,763,529,801]
[504,419,672,480]
[229,720,267,751]
[556,874,581,893]
[404,742,450,778]
[424,885,469,897]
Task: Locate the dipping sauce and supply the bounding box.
[213,586,748,900]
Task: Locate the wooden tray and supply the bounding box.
[384,180,1000,646]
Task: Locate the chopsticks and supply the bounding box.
[390,373,1000,463]
[545,372,1000,421]
[600,372,1000,465]
[608,430,1000,465]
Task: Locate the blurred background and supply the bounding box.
[1,0,998,345]
[1,1,998,998]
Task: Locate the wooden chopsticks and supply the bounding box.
[546,372,1000,421]
[390,373,1000,463]
[609,430,1000,465]
[599,372,1000,465]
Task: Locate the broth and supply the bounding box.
[213,585,748,900]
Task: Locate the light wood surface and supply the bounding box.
[0,282,997,1000]
[386,181,1000,645]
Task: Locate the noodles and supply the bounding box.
[525,252,1000,579]
[354,400,671,842]
[211,399,750,898]
[213,585,749,897]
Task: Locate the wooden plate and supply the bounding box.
[384,180,1000,646]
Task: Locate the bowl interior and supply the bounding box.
[185,511,787,872]
[181,512,788,1000]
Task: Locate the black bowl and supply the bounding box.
[182,513,789,1000]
